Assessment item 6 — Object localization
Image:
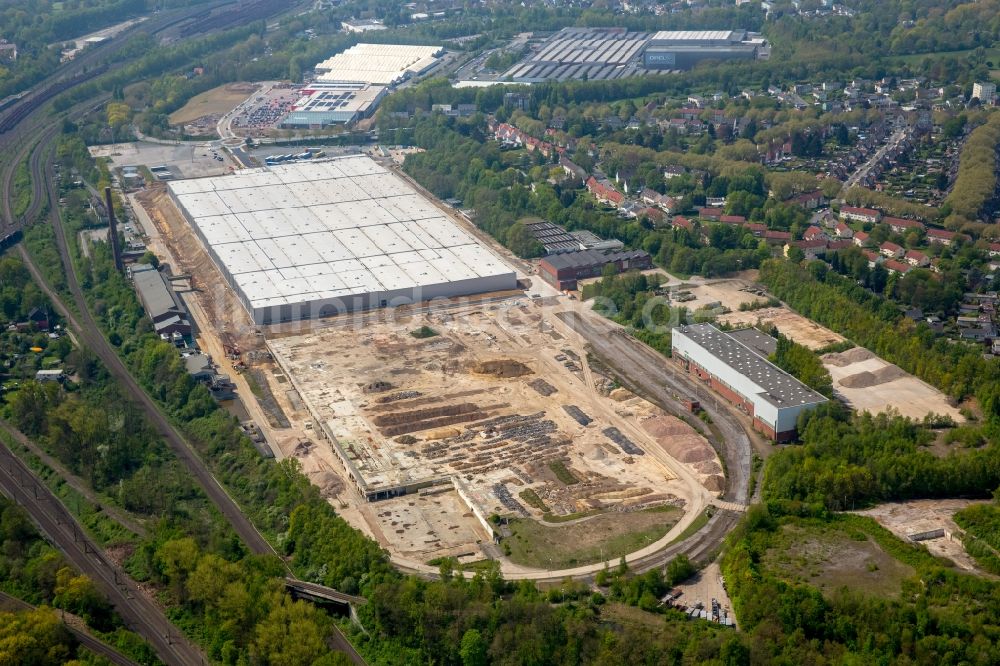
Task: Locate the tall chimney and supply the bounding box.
[104,187,123,272]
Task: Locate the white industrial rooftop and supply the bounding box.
[291,84,386,114]
[315,43,443,86]
[649,30,744,43]
[167,156,513,313]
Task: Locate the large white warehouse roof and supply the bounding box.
[315,43,443,86]
[167,156,516,324]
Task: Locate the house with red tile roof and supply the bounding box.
[698,207,724,221]
[586,177,624,206]
[884,259,912,275]
[671,215,694,230]
[926,228,968,245]
[834,221,854,238]
[853,230,871,247]
[803,225,827,241]
[904,249,929,267]
[880,241,904,258]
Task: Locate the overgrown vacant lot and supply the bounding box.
[506,506,681,569]
[762,520,915,598]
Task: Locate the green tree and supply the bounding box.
[460,628,488,666]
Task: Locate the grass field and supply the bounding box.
[168,83,259,125]
[505,506,681,569]
[761,521,915,598]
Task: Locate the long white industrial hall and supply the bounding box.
[167,155,516,324]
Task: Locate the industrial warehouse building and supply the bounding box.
[130,263,192,338]
[502,28,650,82]
[167,156,517,325]
[500,27,768,82]
[538,249,651,291]
[280,83,387,128]
[314,43,443,86]
[671,324,826,441]
[643,30,769,70]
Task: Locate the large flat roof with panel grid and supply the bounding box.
[166,155,516,324]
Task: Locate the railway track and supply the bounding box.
[0,434,207,665]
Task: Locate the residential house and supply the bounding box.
[720,215,746,225]
[834,221,854,238]
[559,156,587,180]
[853,230,871,247]
[883,259,912,275]
[671,216,694,231]
[764,230,792,245]
[786,239,828,260]
[884,216,926,234]
[698,207,724,221]
[863,249,881,268]
[926,228,964,245]
[789,191,827,210]
[586,177,624,207]
[880,241,904,258]
[663,165,686,180]
[904,250,929,267]
[840,206,881,224]
[803,225,827,241]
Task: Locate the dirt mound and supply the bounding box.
[362,380,393,394]
[703,475,725,492]
[822,346,874,367]
[470,359,532,378]
[609,388,635,402]
[839,364,907,388]
[423,427,461,440]
[641,416,715,463]
[693,459,723,475]
[312,471,344,499]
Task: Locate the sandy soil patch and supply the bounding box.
[854,499,991,574]
[169,83,259,125]
[822,349,962,421]
[720,306,846,350]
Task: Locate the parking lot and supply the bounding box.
[89,141,235,179]
[228,84,302,138]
